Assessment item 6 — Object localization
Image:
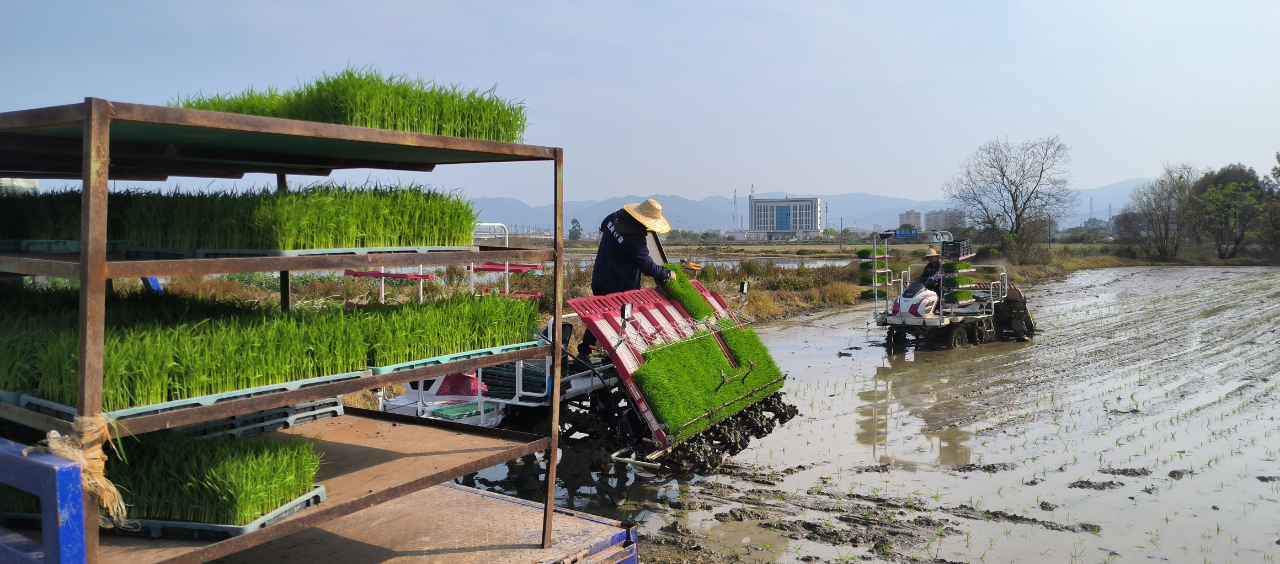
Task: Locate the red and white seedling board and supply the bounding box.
[568,287,742,449]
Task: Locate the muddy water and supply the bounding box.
[472,266,1280,563]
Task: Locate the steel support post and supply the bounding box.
[542,149,564,548]
[277,173,291,312]
[77,97,112,564]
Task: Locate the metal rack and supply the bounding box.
[0,98,568,561]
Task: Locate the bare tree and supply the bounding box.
[1120,164,1198,259]
[943,136,1078,264]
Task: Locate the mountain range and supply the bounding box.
[473,179,1150,234]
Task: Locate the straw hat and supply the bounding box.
[924,247,940,258]
[623,198,671,233]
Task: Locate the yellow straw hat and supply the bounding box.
[924,247,940,257]
[623,198,671,233]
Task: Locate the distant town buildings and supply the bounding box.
[898,210,922,229]
[923,209,965,231]
[747,196,822,240]
[898,208,965,231]
[872,224,883,233]
[0,178,38,194]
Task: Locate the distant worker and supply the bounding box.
[919,247,943,294]
[578,198,675,357]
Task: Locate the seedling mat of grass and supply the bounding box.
[570,272,785,447]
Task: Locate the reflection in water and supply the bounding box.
[859,346,975,468]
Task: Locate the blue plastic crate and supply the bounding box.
[369,341,544,376]
[19,369,370,423]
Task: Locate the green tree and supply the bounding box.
[1197,183,1260,259]
[568,218,582,241]
[1191,164,1269,259]
[1263,153,1280,256]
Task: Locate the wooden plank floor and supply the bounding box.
[85,414,547,564]
[211,484,631,564]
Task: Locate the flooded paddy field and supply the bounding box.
[469,266,1280,563]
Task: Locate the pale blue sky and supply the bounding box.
[3,1,1277,204]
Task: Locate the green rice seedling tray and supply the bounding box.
[0,240,128,254]
[122,246,198,260]
[174,396,343,439]
[5,486,326,541]
[196,245,477,258]
[0,388,32,406]
[204,406,343,439]
[123,245,477,260]
[19,369,371,423]
[368,340,543,376]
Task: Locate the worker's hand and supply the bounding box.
[664,267,678,282]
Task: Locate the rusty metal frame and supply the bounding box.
[77,98,111,564]
[543,148,565,548]
[0,98,567,562]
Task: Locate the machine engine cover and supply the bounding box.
[893,282,939,318]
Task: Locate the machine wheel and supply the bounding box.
[972,317,994,345]
[944,324,968,350]
[887,328,908,349]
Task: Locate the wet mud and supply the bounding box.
[469,266,1280,562]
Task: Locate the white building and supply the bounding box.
[898,210,922,229]
[746,196,822,240]
[923,209,965,231]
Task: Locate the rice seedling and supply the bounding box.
[859,261,887,270]
[631,327,784,443]
[659,263,716,320]
[170,66,528,143]
[360,294,538,368]
[0,182,478,250]
[943,290,974,302]
[942,277,975,287]
[0,431,320,527]
[0,286,537,411]
[860,289,887,299]
[105,432,321,526]
[855,249,873,258]
[941,262,972,272]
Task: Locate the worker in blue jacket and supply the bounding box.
[578,198,675,357]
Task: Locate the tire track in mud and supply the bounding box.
[919,269,1280,437]
[644,267,1280,563]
